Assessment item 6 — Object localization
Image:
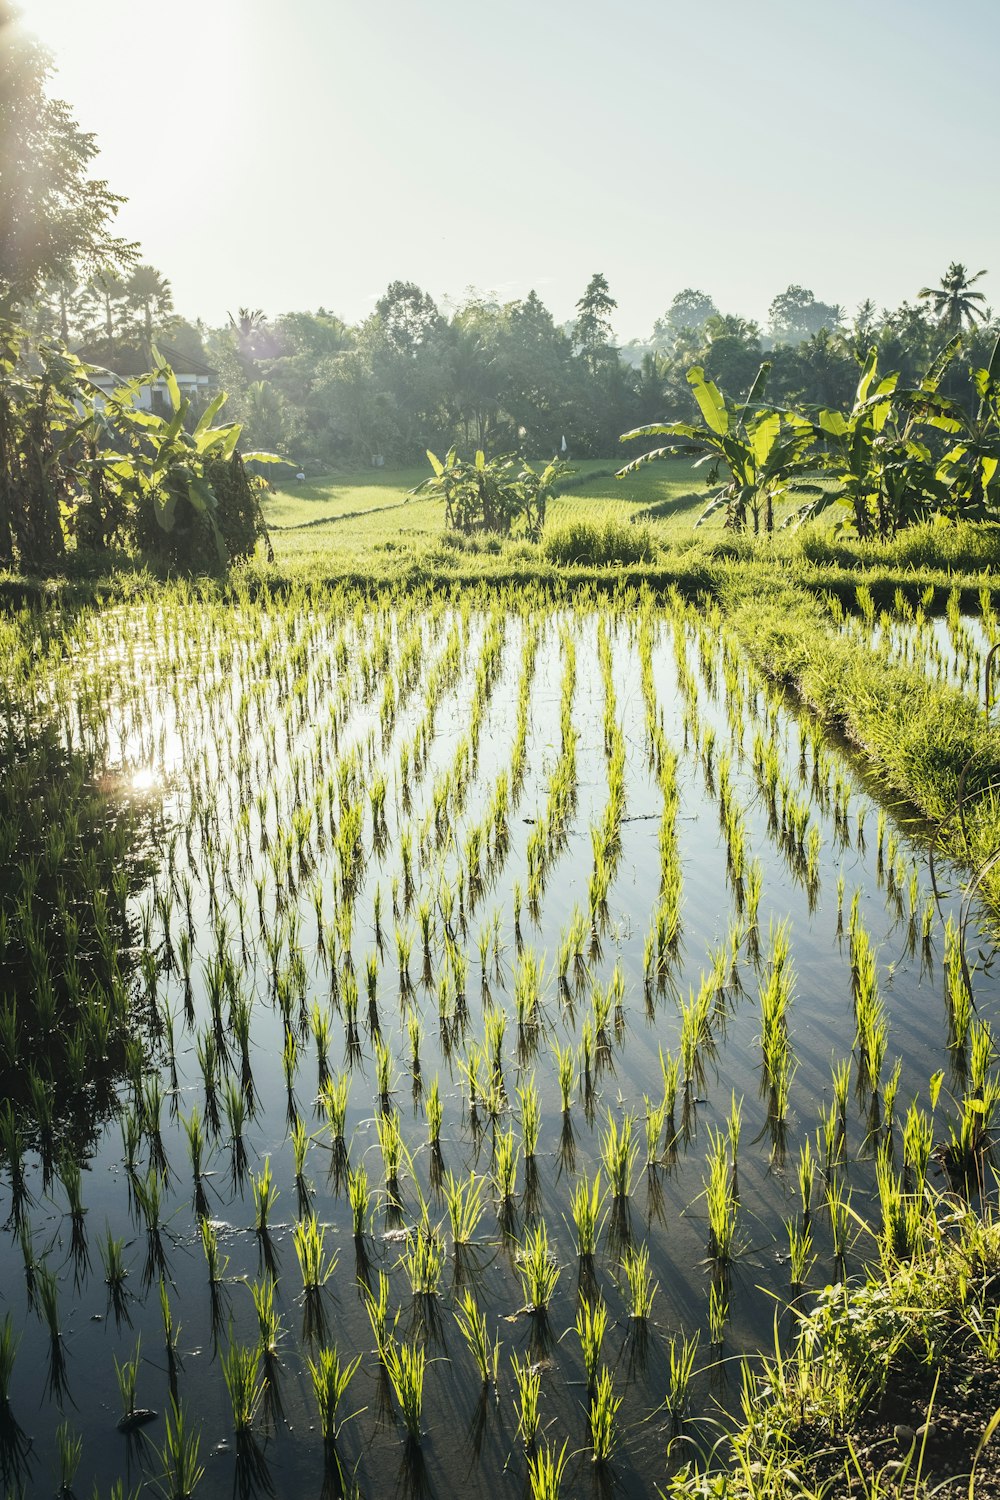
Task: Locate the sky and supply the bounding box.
[16,0,1000,340]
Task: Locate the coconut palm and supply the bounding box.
[126,264,174,360]
[918,263,988,334]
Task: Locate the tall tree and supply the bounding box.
[0,3,135,306]
[575,272,617,371]
[653,288,718,349]
[126,263,173,360]
[918,262,988,335]
[768,285,843,345]
[81,268,128,359]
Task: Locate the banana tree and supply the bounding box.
[91,349,282,566]
[413,448,568,539]
[897,335,1000,519]
[797,340,959,538]
[618,364,817,534]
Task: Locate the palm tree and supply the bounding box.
[228,307,268,365]
[126,264,174,361]
[918,263,988,334]
[82,269,128,358]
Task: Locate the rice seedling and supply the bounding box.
[569,1170,605,1260]
[113,1336,143,1428]
[516,1221,561,1313]
[492,1124,519,1219]
[402,1211,446,1300]
[786,1217,815,1289]
[100,1226,130,1325]
[251,1158,279,1240]
[454,1288,500,1387]
[575,1296,607,1395]
[511,1353,542,1449]
[622,1241,658,1320]
[444,1170,487,1247]
[588,1365,622,1464]
[383,1334,425,1448]
[308,1343,363,1453]
[664,1330,699,1428]
[518,1075,541,1159]
[703,1127,738,1266]
[154,1398,205,1500]
[55,1420,82,1497]
[222,1338,264,1438]
[600,1111,637,1203]
[551,1044,575,1116]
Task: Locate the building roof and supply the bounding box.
[73,342,216,381]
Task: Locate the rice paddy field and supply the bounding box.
[1,576,999,1499]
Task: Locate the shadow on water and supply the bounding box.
[0,723,158,1178]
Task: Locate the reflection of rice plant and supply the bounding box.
[454,1288,500,1386]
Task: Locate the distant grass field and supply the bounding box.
[263,457,711,572]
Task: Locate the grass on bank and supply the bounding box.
[666,1190,1000,1498]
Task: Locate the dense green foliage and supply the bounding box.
[413,448,568,539]
[623,338,1000,538]
[0,320,272,572]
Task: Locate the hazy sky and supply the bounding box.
[17,0,1000,338]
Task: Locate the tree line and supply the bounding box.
[24,263,998,475]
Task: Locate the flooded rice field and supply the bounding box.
[0,582,997,1499]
